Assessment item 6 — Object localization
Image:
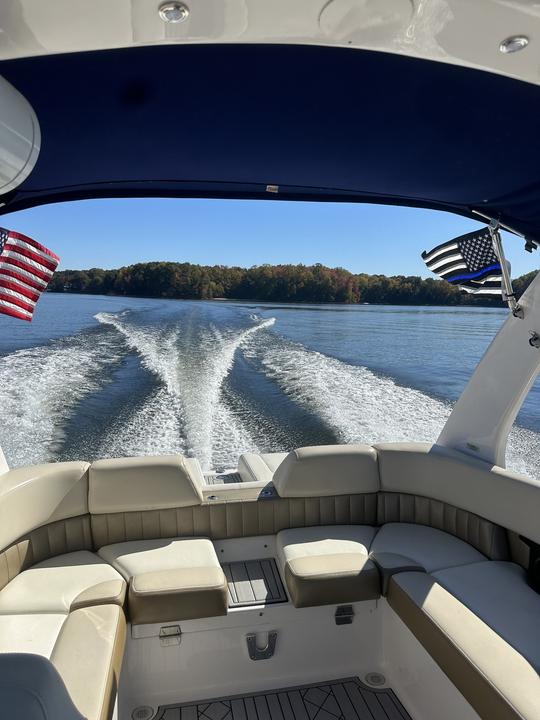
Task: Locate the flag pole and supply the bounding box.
[488,219,524,319]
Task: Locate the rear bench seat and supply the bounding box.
[90,455,228,624]
[1,443,540,720]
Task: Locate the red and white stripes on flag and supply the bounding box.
[0,228,60,322]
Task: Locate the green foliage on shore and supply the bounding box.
[48,262,538,305]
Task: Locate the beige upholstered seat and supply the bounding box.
[99,538,228,624]
[370,523,486,572]
[276,525,380,607]
[274,444,379,498]
[50,604,126,720]
[0,606,126,720]
[388,571,540,720]
[237,451,288,484]
[0,550,126,614]
[433,561,540,672]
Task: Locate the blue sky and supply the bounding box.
[3,198,536,277]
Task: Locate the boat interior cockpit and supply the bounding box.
[2,1,540,719]
[1,442,539,720]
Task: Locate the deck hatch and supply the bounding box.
[222,559,287,607]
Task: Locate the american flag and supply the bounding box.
[422,228,503,296]
[0,228,60,321]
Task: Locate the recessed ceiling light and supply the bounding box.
[499,35,529,54]
[158,2,189,24]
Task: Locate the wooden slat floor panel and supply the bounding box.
[222,559,287,607]
[155,677,413,720]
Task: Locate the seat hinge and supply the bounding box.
[159,625,182,646]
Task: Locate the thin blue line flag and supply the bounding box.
[422,228,505,296]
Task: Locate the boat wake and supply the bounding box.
[242,333,539,478]
[0,331,123,466]
[0,305,537,478]
[95,311,275,469]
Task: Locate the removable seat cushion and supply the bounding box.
[0,550,126,614]
[370,523,486,572]
[129,567,228,624]
[388,571,540,720]
[0,613,66,658]
[99,537,228,623]
[50,604,126,720]
[433,561,540,672]
[276,525,379,608]
[237,452,288,484]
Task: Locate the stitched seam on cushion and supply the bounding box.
[133,583,225,595]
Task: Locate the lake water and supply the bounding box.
[0,294,538,476]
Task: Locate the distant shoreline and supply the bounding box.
[48,261,537,308]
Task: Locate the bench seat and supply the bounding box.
[370,522,487,572]
[388,571,540,720]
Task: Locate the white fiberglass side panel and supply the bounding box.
[438,269,540,469]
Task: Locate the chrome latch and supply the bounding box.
[335,605,354,625]
[159,625,181,646]
[246,631,277,660]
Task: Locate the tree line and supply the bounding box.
[48,262,538,306]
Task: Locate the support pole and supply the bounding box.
[488,220,524,318]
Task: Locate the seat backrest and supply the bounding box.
[89,454,204,514]
[0,462,91,590]
[273,444,380,498]
[0,654,84,720]
[376,442,540,548]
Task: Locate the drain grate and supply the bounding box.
[155,676,413,720]
[222,559,287,607]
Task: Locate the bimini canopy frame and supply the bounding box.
[1,43,540,244]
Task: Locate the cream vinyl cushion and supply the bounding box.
[98,537,221,579]
[0,461,89,551]
[276,525,379,607]
[274,445,379,498]
[237,452,288,484]
[89,454,204,514]
[99,537,228,624]
[50,604,126,720]
[0,551,126,614]
[0,614,66,658]
[388,571,540,720]
[433,561,540,671]
[375,442,540,546]
[370,523,486,572]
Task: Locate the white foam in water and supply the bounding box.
[0,334,122,466]
[96,312,275,470]
[246,336,539,478]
